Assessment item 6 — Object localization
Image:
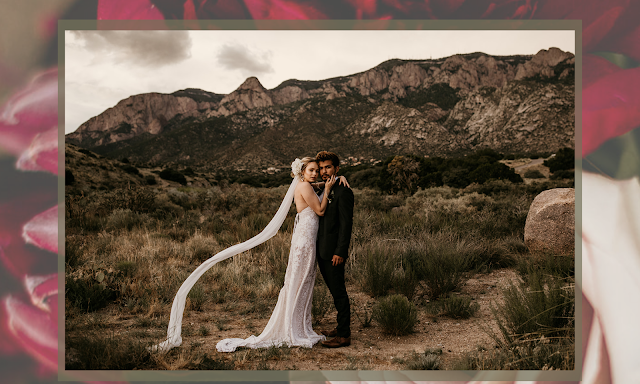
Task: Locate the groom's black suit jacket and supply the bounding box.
[317,184,354,261]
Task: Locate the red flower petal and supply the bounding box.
[22,205,58,255]
[0,68,57,156]
[606,24,640,63]
[97,0,165,20]
[535,0,631,51]
[16,125,58,175]
[0,194,57,278]
[583,54,623,89]
[24,274,58,313]
[244,0,327,19]
[583,66,640,156]
[3,294,57,373]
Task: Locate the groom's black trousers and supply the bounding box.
[317,257,350,338]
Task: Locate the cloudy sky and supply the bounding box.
[64,30,574,134]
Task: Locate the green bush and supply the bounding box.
[65,331,151,370]
[405,352,441,370]
[361,248,396,297]
[187,282,206,312]
[373,294,418,335]
[543,148,575,172]
[550,169,575,180]
[312,282,332,325]
[159,168,187,185]
[66,276,117,312]
[145,174,157,185]
[403,242,472,299]
[115,260,137,277]
[492,270,574,345]
[438,294,479,319]
[523,169,545,179]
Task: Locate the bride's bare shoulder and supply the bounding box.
[296,181,312,191]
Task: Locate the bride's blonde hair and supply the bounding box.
[291,157,316,179]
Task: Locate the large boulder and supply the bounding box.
[524,188,575,255]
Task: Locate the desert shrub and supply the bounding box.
[145,174,157,185]
[438,294,479,319]
[403,240,474,299]
[523,169,545,179]
[66,276,117,312]
[550,169,575,180]
[105,208,144,231]
[159,168,187,185]
[543,147,575,172]
[187,282,206,312]
[65,331,152,370]
[452,339,574,370]
[121,164,140,176]
[393,266,419,301]
[405,351,441,370]
[492,270,574,345]
[515,252,575,282]
[361,248,396,297]
[65,169,75,185]
[185,232,219,263]
[373,294,418,335]
[312,281,332,325]
[65,238,83,268]
[468,162,523,184]
[115,260,137,277]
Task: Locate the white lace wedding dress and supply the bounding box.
[216,193,325,352]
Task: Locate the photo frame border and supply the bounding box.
[58,18,581,382]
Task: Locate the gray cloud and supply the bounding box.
[70,31,192,67]
[216,44,274,77]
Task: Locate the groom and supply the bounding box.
[315,151,354,348]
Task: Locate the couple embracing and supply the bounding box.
[153,151,354,353]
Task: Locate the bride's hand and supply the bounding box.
[338,176,351,189]
[325,175,337,191]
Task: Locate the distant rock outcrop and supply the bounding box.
[66,48,575,171]
[524,188,575,256]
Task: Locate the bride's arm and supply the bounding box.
[300,176,336,216]
[312,176,350,190]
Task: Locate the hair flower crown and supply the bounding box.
[291,158,304,180]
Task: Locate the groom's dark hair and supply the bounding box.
[316,151,340,167]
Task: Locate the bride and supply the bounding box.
[152,157,343,353]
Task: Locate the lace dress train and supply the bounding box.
[216,204,325,352]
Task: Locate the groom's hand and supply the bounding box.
[332,255,344,266]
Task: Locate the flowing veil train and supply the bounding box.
[151,177,300,352]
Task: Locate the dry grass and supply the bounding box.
[65,180,574,370]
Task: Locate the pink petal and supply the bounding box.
[0,68,58,156]
[535,0,631,51]
[583,66,640,156]
[16,125,58,175]
[24,274,58,313]
[606,24,640,63]
[3,295,57,373]
[97,0,165,19]
[582,5,625,51]
[22,205,58,254]
[583,54,623,89]
[244,0,327,19]
[0,194,57,278]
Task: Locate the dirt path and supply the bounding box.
[141,268,521,370]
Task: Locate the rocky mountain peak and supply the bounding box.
[237,76,266,92]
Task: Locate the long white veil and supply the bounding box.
[152,177,300,352]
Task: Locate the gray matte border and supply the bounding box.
[58,19,581,382]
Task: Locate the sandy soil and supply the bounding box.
[119,268,521,370]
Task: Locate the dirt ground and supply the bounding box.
[113,268,520,370]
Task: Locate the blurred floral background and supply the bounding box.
[1,0,639,383]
